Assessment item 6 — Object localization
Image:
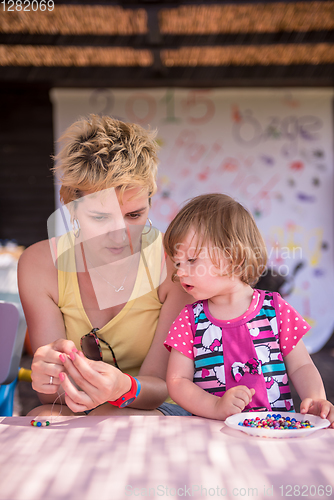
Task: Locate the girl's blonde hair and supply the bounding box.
[53,114,159,204]
[163,193,268,286]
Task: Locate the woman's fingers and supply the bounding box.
[41,374,61,392]
[64,396,89,414]
[32,375,59,392]
[59,351,102,392]
[61,350,121,393]
[34,339,77,366]
[30,340,80,396]
[59,372,94,411]
[31,357,63,393]
[31,340,76,388]
[58,352,108,407]
[52,338,78,356]
[58,350,127,406]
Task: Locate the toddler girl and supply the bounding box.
[164,193,334,426]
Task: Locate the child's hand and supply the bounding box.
[300,398,334,428]
[216,386,255,420]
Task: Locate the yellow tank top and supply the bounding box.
[56,228,164,378]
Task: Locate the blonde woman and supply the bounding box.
[18,115,192,416]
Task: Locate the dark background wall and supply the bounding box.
[0,85,55,248]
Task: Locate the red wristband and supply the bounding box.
[108,374,141,408]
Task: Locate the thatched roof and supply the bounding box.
[0,1,333,86]
[160,3,334,33]
[0,45,152,66]
[163,43,334,66]
[0,6,147,35]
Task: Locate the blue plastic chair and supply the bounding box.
[0,301,27,416]
[0,381,17,416]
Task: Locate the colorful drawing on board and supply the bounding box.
[152,193,180,224]
[281,142,297,158]
[260,155,275,166]
[180,167,191,178]
[89,88,114,116]
[290,161,304,172]
[198,166,211,182]
[186,143,207,163]
[200,142,223,169]
[297,192,316,203]
[125,92,157,125]
[299,123,321,141]
[265,122,281,139]
[181,91,215,125]
[166,129,204,167]
[231,105,242,123]
[157,175,176,194]
[274,192,284,203]
[301,148,327,166]
[232,111,263,148]
[220,157,239,172]
[313,149,325,158]
[282,95,300,108]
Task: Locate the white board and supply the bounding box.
[51,88,334,353]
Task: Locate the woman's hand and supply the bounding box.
[300,398,334,428]
[216,386,255,420]
[58,349,131,413]
[31,338,78,395]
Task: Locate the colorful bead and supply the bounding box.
[239,414,314,430]
[30,419,51,427]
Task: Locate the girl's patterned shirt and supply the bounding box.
[164,289,311,412]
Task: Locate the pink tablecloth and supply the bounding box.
[0,415,333,500]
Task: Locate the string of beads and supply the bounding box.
[30,420,50,427]
[29,391,63,427]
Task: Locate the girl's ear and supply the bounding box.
[211,247,232,276]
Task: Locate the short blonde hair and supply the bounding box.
[163,193,268,286]
[53,114,159,205]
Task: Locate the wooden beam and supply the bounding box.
[0,63,333,86]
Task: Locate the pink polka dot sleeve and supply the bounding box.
[277,295,311,356]
[164,306,195,360]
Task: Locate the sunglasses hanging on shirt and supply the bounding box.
[80,328,120,369]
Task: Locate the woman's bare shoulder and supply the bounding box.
[19,239,54,270]
[18,239,58,301]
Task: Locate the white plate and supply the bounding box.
[224,412,330,438]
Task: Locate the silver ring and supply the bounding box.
[49,376,53,385]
